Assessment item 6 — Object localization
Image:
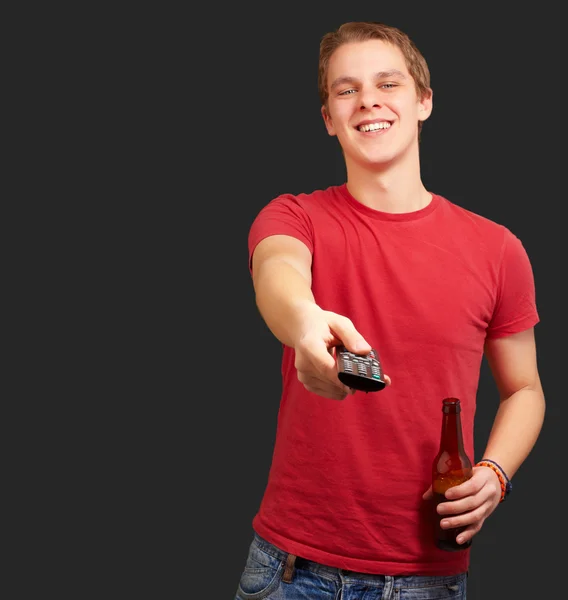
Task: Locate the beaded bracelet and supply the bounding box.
[475,459,511,503]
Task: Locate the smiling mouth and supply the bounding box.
[356,121,393,133]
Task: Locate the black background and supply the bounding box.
[36,4,564,600]
[200,6,564,600]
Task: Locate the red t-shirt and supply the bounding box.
[247,184,539,576]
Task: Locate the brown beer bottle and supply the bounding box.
[432,398,473,551]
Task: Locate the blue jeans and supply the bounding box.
[234,533,467,599]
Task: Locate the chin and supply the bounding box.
[361,140,417,168]
[360,152,398,169]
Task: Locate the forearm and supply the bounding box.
[254,258,321,348]
[481,381,545,479]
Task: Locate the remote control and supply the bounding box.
[336,345,386,392]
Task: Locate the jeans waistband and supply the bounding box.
[252,532,467,586]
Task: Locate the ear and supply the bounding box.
[321,104,337,136]
[418,88,433,122]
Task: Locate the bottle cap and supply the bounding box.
[442,397,461,413]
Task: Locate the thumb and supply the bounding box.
[422,485,433,501]
[330,318,371,355]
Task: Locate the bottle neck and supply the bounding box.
[439,410,464,453]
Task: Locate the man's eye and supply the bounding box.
[339,89,356,96]
[380,83,397,89]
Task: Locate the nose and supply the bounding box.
[359,87,383,110]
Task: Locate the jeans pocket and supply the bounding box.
[237,543,285,599]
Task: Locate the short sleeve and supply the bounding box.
[247,194,314,273]
[486,229,540,339]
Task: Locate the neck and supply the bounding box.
[344,143,431,213]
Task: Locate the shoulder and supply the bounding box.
[435,194,514,252]
[248,185,343,254]
[260,184,343,214]
[438,194,506,231]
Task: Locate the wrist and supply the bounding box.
[292,302,323,347]
[475,458,512,503]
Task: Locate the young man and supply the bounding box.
[234,21,545,599]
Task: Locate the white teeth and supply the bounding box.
[358,122,391,132]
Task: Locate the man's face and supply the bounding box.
[322,39,432,169]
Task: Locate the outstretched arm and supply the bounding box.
[251,234,390,399]
[252,234,317,349]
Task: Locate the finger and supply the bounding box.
[327,315,372,355]
[296,337,337,372]
[304,383,349,401]
[444,523,481,546]
[422,485,433,500]
[298,360,353,398]
[323,360,351,388]
[440,507,486,532]
[437,486,492,518]
[444,477,480,500]
[437,496,478,516]
[384,374,392,387]
[298,372,349,394]
[454,526,479,546]
[317,354,355,393]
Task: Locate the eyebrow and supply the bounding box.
[330,69,407,91]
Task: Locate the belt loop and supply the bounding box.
[281,553,297,583]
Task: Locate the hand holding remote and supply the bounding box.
[336,345,387,392]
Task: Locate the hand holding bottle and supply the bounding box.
[423,398,503,550]
[422,465,503,547]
